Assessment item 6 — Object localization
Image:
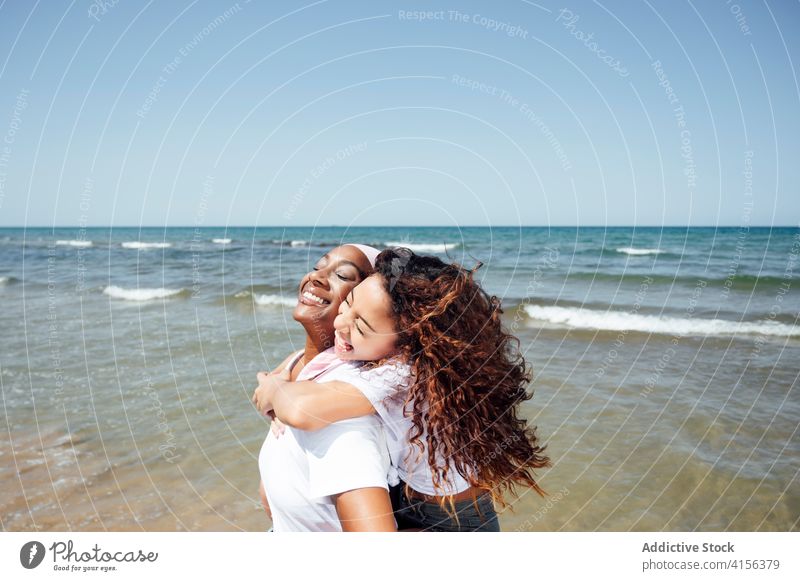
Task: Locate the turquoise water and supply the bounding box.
[1,226,798,530]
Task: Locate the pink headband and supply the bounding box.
[345,244,381,267]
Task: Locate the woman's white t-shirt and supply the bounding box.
[259,349,472,531]
[259,359,391,532]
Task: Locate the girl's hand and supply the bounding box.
[252,368,291,416]
[252,371,276,416]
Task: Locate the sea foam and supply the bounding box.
[212,238,232,244]
[524,305,799,337]
[254,294,297,307]
[103,286,185,301]
[121,242,172,249]
[385,241,457,253]
[616,247,663,256]
[56,240,93,248]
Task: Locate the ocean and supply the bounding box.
[1,226,798,531]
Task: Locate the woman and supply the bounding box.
[256,243,396,531]
[256,248,550,531]
[277,243,380,380]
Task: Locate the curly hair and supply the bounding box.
[372,247,551,509]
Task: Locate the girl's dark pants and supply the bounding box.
[389,481,500,532]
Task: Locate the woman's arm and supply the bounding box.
[334,487,396,532]
[254,370,375,431]
[256,353,299,519]
[258,479,271,518]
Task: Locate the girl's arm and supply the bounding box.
[334,487,396,532]
[259,351,302,433]
[254,370,374,431]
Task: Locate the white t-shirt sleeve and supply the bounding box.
[322,362,412,416]
[302,418,390,499]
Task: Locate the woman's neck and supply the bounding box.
[302,334,326,363]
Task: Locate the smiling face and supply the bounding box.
[293,246,374,348]
[333,274,398,361]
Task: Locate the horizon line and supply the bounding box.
[1,224,798,229]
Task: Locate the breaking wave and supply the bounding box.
[103,286,186,301]
[524,305,799,337]
[121,242,172,250]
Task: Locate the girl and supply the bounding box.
[255,248,550,531]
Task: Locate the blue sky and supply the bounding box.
[0,0,797,227]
